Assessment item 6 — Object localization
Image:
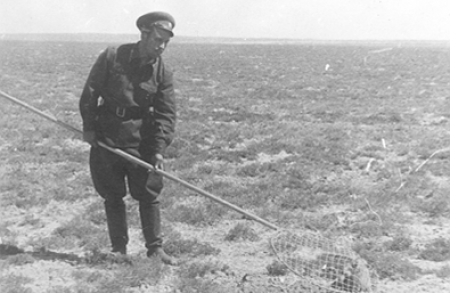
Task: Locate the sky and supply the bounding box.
[1,0,450,40]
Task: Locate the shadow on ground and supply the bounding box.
[0,243,132,265]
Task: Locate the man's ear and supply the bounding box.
[140,28,153,40]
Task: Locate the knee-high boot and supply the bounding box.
[140,200,177,265]
[104,199,128,254]
[140,200,162,250]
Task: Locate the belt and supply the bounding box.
[103,103,153,120]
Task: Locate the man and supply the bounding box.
[79,12,177,265]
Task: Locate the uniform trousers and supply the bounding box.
[89,146,164,251]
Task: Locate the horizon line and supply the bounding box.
[1,33,450,44]
[2,32,450,42]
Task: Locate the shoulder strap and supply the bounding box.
[105,44,134,71]
[156,56,163,85]
[105,46,117,67]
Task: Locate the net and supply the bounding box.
[270,230,375,293]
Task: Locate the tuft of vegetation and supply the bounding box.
[224,222,260,242]
[412,195,450,218]
[166,203,212,225]
[384,235,413,252]
[0,274,34,293]
[165,199,227,226]
[435,265,450,279]
[179,259,231,279]
[164,231,220,257]
[418,237,450,262]
[355,242,421,280]
[350,220,387,238]
[173,278,234,293]
[277,190,329,211]
[112,257,168,287]
[5,253,35,266]
[266,260,289,276]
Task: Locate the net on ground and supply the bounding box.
[270,230,375,293]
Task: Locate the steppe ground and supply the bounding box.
[1,35,450,292]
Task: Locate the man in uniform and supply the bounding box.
[79,11,177,265]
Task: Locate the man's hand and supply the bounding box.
[83,130,98,147]
[152,153,164,170]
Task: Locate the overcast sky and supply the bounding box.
[1,0,450,40]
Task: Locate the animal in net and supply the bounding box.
[270,230,374,293]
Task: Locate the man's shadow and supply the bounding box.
[0,243,132,265]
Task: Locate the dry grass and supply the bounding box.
[1,37,450,292]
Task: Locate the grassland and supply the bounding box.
[1,36,450,292]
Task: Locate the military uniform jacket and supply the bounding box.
[79,43,176,155]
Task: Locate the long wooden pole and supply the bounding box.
[0,90,279,231]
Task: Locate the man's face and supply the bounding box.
[140,28,172,59]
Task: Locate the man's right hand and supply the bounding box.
[83,130,98,147]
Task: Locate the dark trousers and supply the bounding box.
[89,146,164,251]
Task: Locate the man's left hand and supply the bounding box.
[153,153,164,170]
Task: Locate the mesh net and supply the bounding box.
[270,230,375,293]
